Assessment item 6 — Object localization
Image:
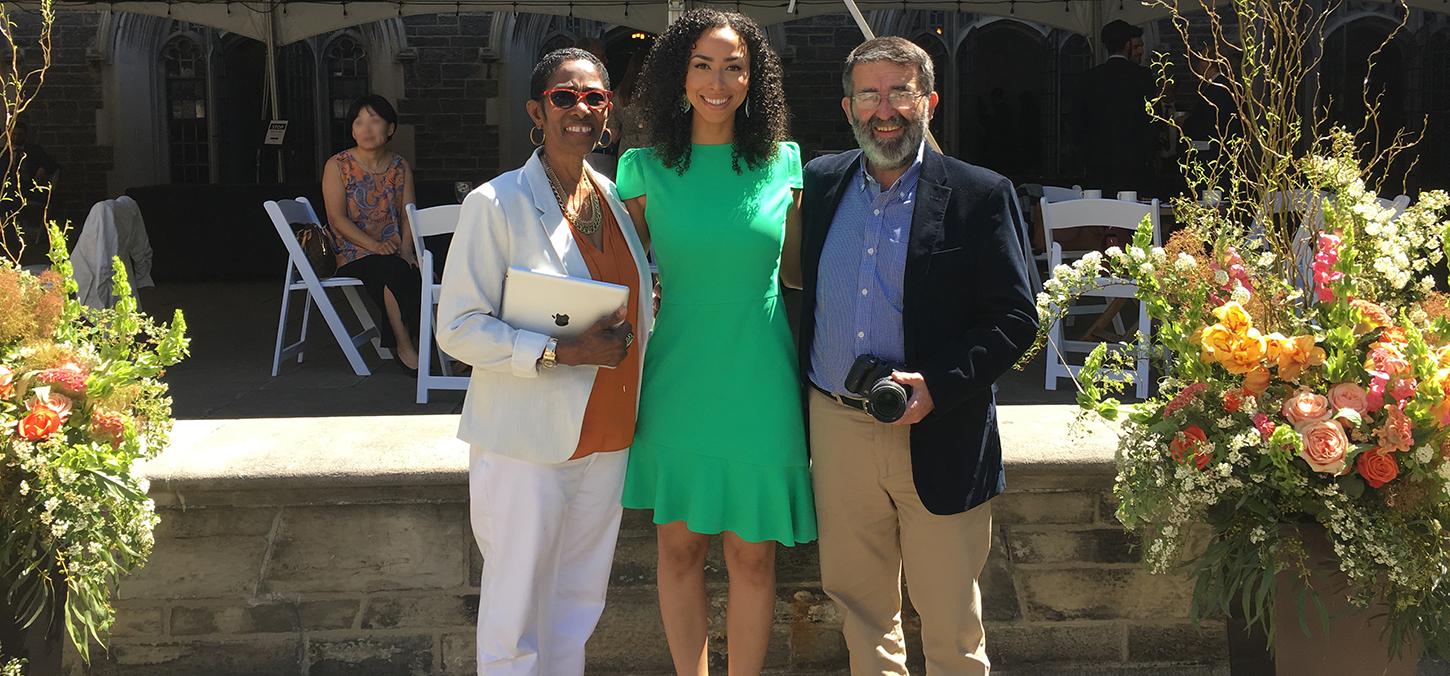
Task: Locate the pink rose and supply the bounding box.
[1390,377,1418,403]
[29,389,71,422]
[1328,383,1368,416]
[1299,421,1351,475]
[1367,375,1389,413]
[1377,405,1414,453]
[1282,390,1332,430]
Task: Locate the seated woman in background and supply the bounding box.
[322,94,422,372]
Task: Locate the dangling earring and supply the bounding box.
[595,128,613,149]
[744,97,751,118]
[529,126,545,146]
[680,96,692,114]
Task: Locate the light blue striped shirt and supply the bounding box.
[809,143,925,397]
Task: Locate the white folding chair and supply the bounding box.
[406,202,468,403]
[1022,184,1084,291]
[1260,190,1326,296]
[1042,184,1084,203]
[1042,197,1160,399]
[266,197,390,377]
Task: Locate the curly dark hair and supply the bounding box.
[631,9,789,174]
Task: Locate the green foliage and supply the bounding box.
[0,223,188,663]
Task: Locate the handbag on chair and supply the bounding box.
[289,221,337,278]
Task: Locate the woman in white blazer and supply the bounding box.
[435,48,653,676]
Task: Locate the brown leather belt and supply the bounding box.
[811,381,869,413]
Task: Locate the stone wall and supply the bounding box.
[9,11,110,253]
[58,411,1228,675]
[780,15,861,159]
[398,13,503,189]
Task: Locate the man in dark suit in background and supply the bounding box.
[1073,20,1157,196]
[791,36,1038,675]
[1183,50,1241,169]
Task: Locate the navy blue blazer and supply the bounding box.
[798,147,1039,515]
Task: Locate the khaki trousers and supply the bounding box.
[808,388,993,675]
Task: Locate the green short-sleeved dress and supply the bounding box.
[616,141,817,546]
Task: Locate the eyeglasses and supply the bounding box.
[850,90,925,110]
[542,87,613,110]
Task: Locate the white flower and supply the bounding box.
[1214,269,1230,285]
[1104,246,1123,259]
[1174,253,1197,272]
[18,481,28,496]
[1231,285,1252,304]
[1420,276,1435,293]
[1417,445,1436,464]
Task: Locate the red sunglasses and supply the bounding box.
[542,87,613,110]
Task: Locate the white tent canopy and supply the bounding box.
[38,0,1207,45]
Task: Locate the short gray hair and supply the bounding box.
[841,36,935,96]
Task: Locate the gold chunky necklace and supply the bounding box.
[541,155,602,236]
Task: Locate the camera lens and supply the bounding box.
[867,379,910,423]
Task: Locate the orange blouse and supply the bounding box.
[570,187,642,459]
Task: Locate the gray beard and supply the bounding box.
[852,111,927,170]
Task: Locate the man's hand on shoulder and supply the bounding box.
[890,371,934,425]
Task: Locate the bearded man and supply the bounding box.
[788,36,1038,675]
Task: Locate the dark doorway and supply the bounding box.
[1321,19,1409,189]
[280,42,318,184]
[215,38,268,184]
[909,33,951,154]
[958,21,1048,179]
[1056,34,1093,180]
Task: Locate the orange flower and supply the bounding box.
[1243,367,1271,396]
[1269,333,1326,382]
[1200,324,1237,362]
[1169,425,1212,470]
[1377,405,1414,453]
[1212,302,1254,334]
[1356,448,1399,488]
[1222,331,1270,375]
[1222,389,1246,413]
[18,408,60,441]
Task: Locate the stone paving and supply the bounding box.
[149,281,1078,421]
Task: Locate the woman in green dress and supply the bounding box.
[617,9,816,675]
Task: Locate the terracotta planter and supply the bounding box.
[1273,524,1419,676]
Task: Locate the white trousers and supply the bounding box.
[470,446,628,676]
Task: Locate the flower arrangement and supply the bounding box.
[1032,130,1450,656]
[0,225,188,664]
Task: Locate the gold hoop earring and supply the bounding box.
[595,128,613,149]
[744,97,751,118]
[529,127,545,146]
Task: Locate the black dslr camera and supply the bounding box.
[843,355,912,423]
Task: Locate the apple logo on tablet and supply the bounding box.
[553,313,570,327]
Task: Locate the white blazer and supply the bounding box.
[436,150,653,464]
